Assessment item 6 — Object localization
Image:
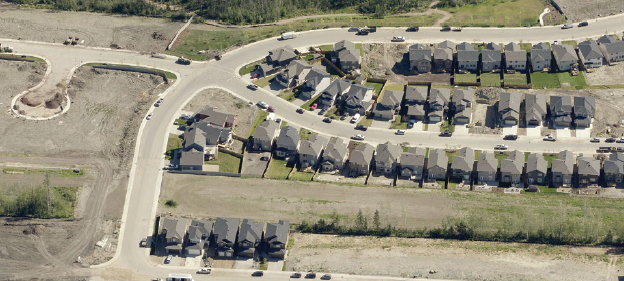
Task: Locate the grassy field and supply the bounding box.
[480,73,501,87]
[205,153,242,173]
[290,171,314,181]
[455,73,478,83]
[248,111,269,138]
[0,184,79,218]
[166,134,184,160]
[558,72,587,89]
[531,72,561,89]
[442,0,546,27]
[3,168,85,178]
[265,159,295,180]
[504,73,528,85]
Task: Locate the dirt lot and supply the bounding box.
[470,88,501,134]
[286,233,623,281]
[159,174,455,229]
[0,2,183,53]
[585,63,624,86]
[362,43,450,84]
[553,0,624,22]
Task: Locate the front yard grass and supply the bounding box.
[389,115,408,129]
[254,76,274,88]
[445,150,460,164]
[239,59,263,76]
[495,152,508,168]
[301,95,322,110]
[174,119,191,126]
[358,115,374,127]
[454,73,478,83]
[204,153,242,173]
[531,72,560,89]
[504,73,528,85]
[265,159,295,180]
[248,111,269,138]
[166,134,183,160]
[557,72,587,89]
[299,128,317,141]
[290,170,314,181]
[442,0,545,27]
[480,73,501,87]
[543,153,559,169]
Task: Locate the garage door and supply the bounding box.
[504,119,516,125]
[187,249,200,256]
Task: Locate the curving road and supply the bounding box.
[3,14,624,280]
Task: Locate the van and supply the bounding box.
[281,31,296,40]
[350,113,361,123]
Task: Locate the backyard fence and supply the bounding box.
[168,170,241,177]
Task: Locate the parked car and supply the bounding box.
[355,124,368,131]
[503,134,518,140]
[291,273,302,278]
[406,26,419,32]
[257,101,269,109]
[318,108,326,115]
[578,21,589,27]
[391,36,406,42]
[305,272,317,279]
[323,117,332,123]
[495,144,509,150]
[247,83,259,90]
[164,164,178,170]
[616,137,624,143]
[590,138,601,143]
[606,138,616,143]
[452,27,462,32]
[440,27,451,32]
[165,255,172,263]
[180,113,192,119]
[177,125,187,131]
[155,98,163,107]
[395,130,406,135]
[140,238,147,247]
[252,271,264,277]
[618,147,624,152]
[267,106,276,113]
[561,24,574,29]
[320,274,332,280]
[296,108,305,114]
[197,268,212,274]
[310,103,318,110]
[340,113,348,120]
[543,135,556,141]
[348,27,359,32]
[439,130,452,137]
[146,113,153,120]
[350,113,361,123]
[351,134,365,140]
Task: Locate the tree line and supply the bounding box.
[0,174,77,218]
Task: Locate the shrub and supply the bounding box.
[165,199,178,208]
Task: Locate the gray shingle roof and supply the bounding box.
[439,40,455,50]
[277,60,310,83]
[451,147,475,172]
[407,104,425,116]
[550,96,573,115]
[457,42,475,51]
[215,217,240,244]
[603,41,624,55]
[265,220,289,245]
[343,84,373,107]
[429,88,451,107]
[320,79,351,103]
[504,42,521,52]
[238,219,263,244]
[276,125,300,149]
[253,120,280,143]
[332,40,360,63]
[379,90,404,107]
[267,45,297,63]
[452,88,474,105]
[162,217,188,241]
[428,149,448,170]
[184,127,206,149]
[303,68,330,88]
[573,96,596,117]
[180,150,204,166]
[603,159,624,174]
[405,86,427,101]
[525,93,547,122]
[434,48,453,61]
[486,42,501,51]
[499,92,521,120]
[481,49,501,63]
[577,157,600,176]
[609,152,624,163]
[400,147,426,166]
[349,143,375,166]
[192,121,232,145]
[477,152,497,173]
[324,137,348,162]
[299,135,328,157]
[376,141,401,165]
[409,44,431,61]
[579,40,604,60]
[552,44,578,63]
[526,153,547,174]
[504,43,526,61]
[531,42,552,63]
[597,35,617,45]
[551,150,574,174]
[500,150,524,174]
[458,50,480,62]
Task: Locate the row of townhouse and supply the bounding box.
[498,92,594,127]
[160,217,290,259]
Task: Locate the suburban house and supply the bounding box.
[374,141,401,175]
[481,42,502,73]
[428,88,451,123]
[275,60,311,88]
[214,217,240,258]
[341,84,374,115]
[531,42,552,71]
[399,147,426,180]
[573,96,596,128]
[525,93,547,126]
[252,120,280,151]
[439,40,456,50]
[597,35,624,62]
[499,150,524,185]
[183,127,206,152]
[320,137,349,173]
[331,40,360,72]
[426,148,448,181]
[405,86,427,104]
[451,88,474,124]
[498,92,521,126]
[577,157,600,187]
[603,159,623,187]
[451,147,475,182]
[578,40,604,68]
[299,135,328,169]
[275,125,300,159]
[373,90,404,121]
[318,79,351,109]
[503,42,527,71]
[433,47,454,73]
[161,217,189,254]
[456,42,479,71]
[194,105,238,128]
[550,96,573,127]
[407,104,426,121]
[185,220,213,257]
[551,44,579,72]
[299,68,331,100]
[180,149,204,171]
[192,121,232,145]
[526,153,547,185]
[237,219,264,258]
[476,152,497,184]
[409,44,432,73]
[264,220,289,259]
[253,45,298,77]
[347,143,375,177]
[551,150,574,187]
[180,128,206,170]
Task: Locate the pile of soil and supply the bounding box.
[45,93,64,109]
[22,225,44,236]
[475,87,501,105]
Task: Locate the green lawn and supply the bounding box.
[543,153,559,169]
[504,73,528,85]
[265,159,294,180]
[442,0,546,27]
[318,45,332,52]
[519,43,533,52]
[204,153,242,173]
[290,171,314,181]
[384,84,406,91]
[445,151,460,164]
[358,115,374,126]
[239,59,263,76]
[531,72,560,89]
[495,152,508,168]
[254,76,274,88]
[557,72,587,89]
[562,40,578,48]
[248,111,269,138]
[174,119,191,126]
[480,73,501,87]
[389,115,408,129]
[301,95,322,110]
[365,82,385,96]
[454,73,478,83]
[299,128,316,141]
[166,134,184,160]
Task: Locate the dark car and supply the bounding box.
[439,130,452,137]
[323,117,332,123]
[355,124,368,131]
[340,114,348,120]
[247,83,259,90]
[305,273,317,279]
[320,274,332,280]
[440,27,451,32]
[406,26,419,32]
[578,21,589,27]
[503,134,518,140]
[318,108,327,115]
[291,273,302,278]
[252,271,264,277]
[616,137,624,143]
[296,108,305,114]
[606,138,616,143]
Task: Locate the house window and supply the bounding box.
[528,178,534,183]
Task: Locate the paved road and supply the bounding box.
[2,15,624,280]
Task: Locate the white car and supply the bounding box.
[494,144,508,150]
[146,113,153,120]
[543,135,556,141]
[351,134,365,140]
[165,255,172,263]
[391,36,405,42]
[395,130,406,135]
[257,101,269,109]
[197,268,212,274]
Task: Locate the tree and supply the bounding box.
[373,209,381,231]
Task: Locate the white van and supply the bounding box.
[350,113,361,123]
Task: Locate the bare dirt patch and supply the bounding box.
[584,63,624,86]
[286,233,622,281]
[553,0,624,22]
[0,3,183,53]
[470,88,501,134]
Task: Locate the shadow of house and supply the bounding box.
[391,52,411,76]
[161,217,189,254]
[214,217,240,259]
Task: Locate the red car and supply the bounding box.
[310,103,317,110]
[267,106,275,112]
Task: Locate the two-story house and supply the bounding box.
[214,217,240,258]
[299,68,331,100]
[481,42,502,73]
[451,88,474,124]
[252,120,280,151]
[275,60,311,88]
[318,79,351,109]
[180,128,206,170]
[551,44,579,72]
[399,147,426,180]
[526,153,547,185]
[451,147,475,182]
[409,44,432,73]
[237,219,264,259]
[331,40,361,72]
[603,158,623,187]
[504,42,527,71]
[340,84,374,116]
[275,125,300,159]
[373,90,404,121]
[597,35,624,62]
[347,143,375,177]
[551,150,574,187]
[550,96,573,127]
[499,150,524,185]
[578,40,604,68]
[186,220,213,257]
[434,47,454,73]
[374,141,401,175]
[498,92,521,126]
[577,157,600,187]
[525,93,547,126]
[405,86,427,121]
[264,220,290,259]
[253,45,297,77]
[456,42,479,71]
[192,121,232,145]
[531,42,552,72]
[299,135,328,169]
[428,88,451,123]
[476,152,497,185]
[426,148,448,181]
[194,105,238,128]
[320,137,349,173]
[161,217,189,254]
[573,96,596,128]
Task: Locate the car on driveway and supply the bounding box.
[440,27,451,32]
[590,138,600,143]
[257,101,269,109]
[606,138,616,143]
[323,117,332,123]
[252,271,264,277]
[395,130,406,135]
[318,108,326,115]
[391,36,406,42]
[291,273,302,278]
[310,103,318,110]
[439,130,452,137]
[146,113,153,120]
[165,255,172,263]
[320,274,332,280]
[503,134,518,140]
[197,268,211,274]
[495,144,509,150]
[247,83,259,90]
[305,272,317,279]
[406,26,419,32]
[543,135,556,141]
[351,134,365,140]
[296,108,305,114]
[355,124,368,131]
[267,106,275,113]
